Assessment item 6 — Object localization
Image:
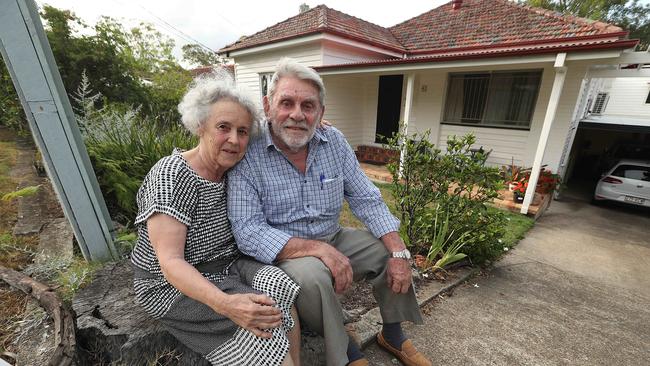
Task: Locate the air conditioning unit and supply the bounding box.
[591,92,609,115]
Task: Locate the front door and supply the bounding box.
[375,75,403,143]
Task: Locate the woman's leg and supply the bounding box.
[288,306,301,366]
[281,355,294,366]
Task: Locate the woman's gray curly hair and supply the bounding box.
[178,68,261,136]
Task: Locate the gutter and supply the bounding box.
[314,39,639,71]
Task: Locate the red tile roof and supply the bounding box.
[219,4,403,53]
[389,0,625,53]
[217,0,632,57]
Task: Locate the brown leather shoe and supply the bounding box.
[376,332,432,366]
[347,359,369,366]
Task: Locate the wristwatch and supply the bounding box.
[391,249,411,260]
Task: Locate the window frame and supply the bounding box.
[441,69,543,131]
[259,72,274,102]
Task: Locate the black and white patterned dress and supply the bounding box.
[131,149,299,366]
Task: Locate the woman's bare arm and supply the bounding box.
[147,213,282,338]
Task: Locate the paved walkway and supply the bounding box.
[365,198,650,365]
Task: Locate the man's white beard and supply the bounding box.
[271,118,316,152]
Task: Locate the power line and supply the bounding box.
[108,0,218,52]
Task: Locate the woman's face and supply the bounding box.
[197,99,252,171]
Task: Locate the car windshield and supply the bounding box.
[611,164,650,181]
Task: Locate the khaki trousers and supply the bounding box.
[277,228,423,366]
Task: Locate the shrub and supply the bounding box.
[75,77,196,224]
[387,128,506,265]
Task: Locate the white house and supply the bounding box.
[218,0,649,213]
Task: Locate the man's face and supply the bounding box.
[264,76,324,153]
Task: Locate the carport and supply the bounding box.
[563,116,650,200]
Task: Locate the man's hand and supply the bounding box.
[219,293,282,339]
[386,258,412,294]
[380,232,412,294]
[277,238,353,294]
[318,244,353,294]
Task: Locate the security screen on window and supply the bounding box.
[443,70,542,129]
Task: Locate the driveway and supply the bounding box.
[365,199,650,365]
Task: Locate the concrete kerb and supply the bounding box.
[355,266,479,348]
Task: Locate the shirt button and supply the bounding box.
[304,180,307,183]
[310,220,314,224]
[307,205,310,208]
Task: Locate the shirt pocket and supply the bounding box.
[264,179,301,219]
[319,176,344,215]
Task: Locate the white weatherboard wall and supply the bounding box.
[321,75,376,146]
[233,44,323,101]
[600,77,650,118]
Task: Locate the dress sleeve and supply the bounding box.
[134,157,198,226]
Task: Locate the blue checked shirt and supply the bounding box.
[227,123,400,264]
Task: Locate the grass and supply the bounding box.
[340,183,396,229]
[494,207,535,248]
[0,135,35,354]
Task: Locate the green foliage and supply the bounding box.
[0,60,27,132]
[387,128,506,264]
[1,185,40,201]
[524,0,650,49]
[421,208,470,271]
[54,258,102,302]
[385,128,450,248]
[182,44,222,67]
[76,79,196,223]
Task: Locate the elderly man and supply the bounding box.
[228,58,431,366]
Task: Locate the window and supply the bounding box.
[592,92,609,114]
[259,72,273,101]
[443,70,542,129]
[611,164,650,182]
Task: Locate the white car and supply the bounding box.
[594,160,650,208]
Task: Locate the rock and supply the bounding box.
[72,261,326,365]
[72,262,209,365]
[34,217,74,267]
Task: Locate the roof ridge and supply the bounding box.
[221,4,327,50]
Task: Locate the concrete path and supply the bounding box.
[365,199,650,365]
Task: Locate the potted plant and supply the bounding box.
[512,181,527,203]
[500,158,523,191]
[536,168,561,194]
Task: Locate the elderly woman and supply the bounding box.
[130,72,300,366]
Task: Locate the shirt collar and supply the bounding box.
[263,119,329,151]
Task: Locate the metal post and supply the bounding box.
[0,0,117,261]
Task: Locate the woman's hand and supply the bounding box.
[319,119,332,129]
[220,293,283,339]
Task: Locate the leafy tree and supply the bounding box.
[181,44,222,67]
[40,5,191,121]
[0,61,27,132]
[525,0,650,49]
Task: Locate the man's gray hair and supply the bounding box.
[268,57,325,106]
[178,68,261,136]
